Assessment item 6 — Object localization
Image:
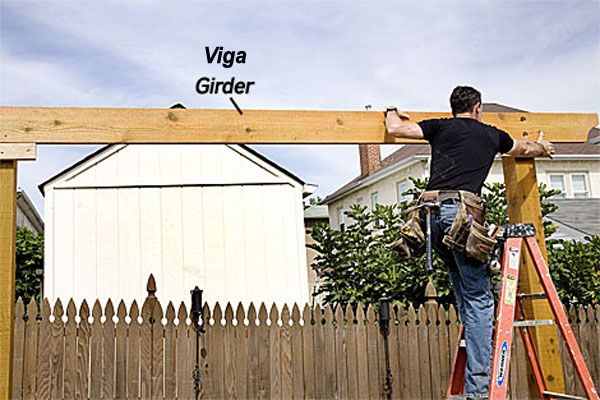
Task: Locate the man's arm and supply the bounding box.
[506,131,555,158]
[384,107,424,139]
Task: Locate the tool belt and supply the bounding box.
[390,190,497,263]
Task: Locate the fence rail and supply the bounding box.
[11,279,600,399]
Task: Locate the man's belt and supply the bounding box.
[420,190,481,204]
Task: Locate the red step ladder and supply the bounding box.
[446,223,599,400]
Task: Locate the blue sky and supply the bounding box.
[1,1,599,216]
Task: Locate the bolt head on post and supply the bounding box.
[379,298,390,323]
[190,286,203,324]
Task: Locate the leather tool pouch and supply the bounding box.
[389,207,425,260]
[443,192,497,262]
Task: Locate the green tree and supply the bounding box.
[15,227,43,303]
[309,179,599,308]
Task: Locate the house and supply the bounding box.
[16,189,44,235]
[40,144,313,307]
[323,104,600,241]
[303,204,329,298]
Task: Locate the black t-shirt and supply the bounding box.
[418,118,514,195]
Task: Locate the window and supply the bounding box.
[571,174,589,198]
[397,180,411,203]
[548,174,566,199]
[337,207,345,232]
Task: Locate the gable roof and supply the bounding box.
[39,144,305,195]
[322,103,599,204]
[547,199,600,238]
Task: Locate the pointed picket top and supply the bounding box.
[41,298,51,320]
[130,300,140,322]
[334,305,344,326]
[424,281,438,305]
[586,305,595,325]
[417,305,427,325]
[66,299,77,321]
[344,304,355,324]
[437,304,447,326]
[302,304,312,325]
[166,302,176,324]
[15,297,25,321]
[323,304,334,325]
[568,304,577,323]
[291,304,301,324]
[152,300,164,323]
[92,300,102,323]
[105,299,115,323]
[314,303,323,325]
[356,304,366,325]
[53,298,64,320]
[235,303,245,324]
[269,303,279,327]
[426,301,438,325]
[281,304,291,326]
[258,303,268,325]
[448,304,458,324]
[177,302,188,324]
[366,305,376,324]
[117,300,127,323]
[408,305,417,324]
[247,303,257,325]
[79,300,90,323]
[395,306,406,323]
[224,302,234,324]
[213,302,223,326]
[202,302,211,326]
[577,305,587,324]
[26,298,39,321]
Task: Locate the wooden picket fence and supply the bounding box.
[10,278,600,399]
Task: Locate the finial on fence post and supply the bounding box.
[146,274,157,299]
[425,281,438,305]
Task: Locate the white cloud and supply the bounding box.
[1,0,598,215]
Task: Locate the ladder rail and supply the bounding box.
[516,299,547,399]
[524,237,599,400]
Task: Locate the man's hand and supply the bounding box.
[537,131,555,158]
[507,131,555,158]
[384,106,424,140]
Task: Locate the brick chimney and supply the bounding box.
[359,144,381,176]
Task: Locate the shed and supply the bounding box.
[40,144,311,306]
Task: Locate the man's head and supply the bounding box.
[450,86,482,120]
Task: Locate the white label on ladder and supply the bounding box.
[508,247,520,270]
[504,275,517,305]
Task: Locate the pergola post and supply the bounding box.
[502,157,565,396]
[0,160,17,399]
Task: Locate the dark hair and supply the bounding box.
[450,86,481,116]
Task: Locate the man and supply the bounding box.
[384,86,554,399]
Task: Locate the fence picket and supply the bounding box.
[345,306,358,400]
[62,300,77,400]
[164,302,177,399]
[356,304,369,400]
[246,303,258,400]
[257,303,270,399]
[234,303,248,400]
[102,300,116,399]
[291,304,304,399]
[89,300,103,399]
[115,300,127,400]
[76,301,90,400]
[301,304,315,399]
[22,300,39,400]
[334,305,348,400]
[50,299,65,400]
[127,301,141,399]
[224,303,236,400]
[35,300,51,400]
[11,298,25,400]
[366,305,380,399]
[176,302,191,400]
[323,305,337,397]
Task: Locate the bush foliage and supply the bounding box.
[309,179,599,308]
[15,227,43,303]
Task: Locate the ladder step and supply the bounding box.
[513,319,555,327]
[543,390,587,400]
[517,292,547,300]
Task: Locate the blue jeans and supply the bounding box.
[424,201,494,396]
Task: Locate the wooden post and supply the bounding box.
[0,160,17,399]
[502,157,565,397]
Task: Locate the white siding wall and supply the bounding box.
[44,144,308,307]
[329,156,600,229]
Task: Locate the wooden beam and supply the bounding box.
[0,106,597,144]
[502,157,565,396]
[0,144,36,160]
[0,160,17,399]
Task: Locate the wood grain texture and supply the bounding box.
[0,160,17,399]
[11,298,25,400]
[22,300,39,400]
[502,156,565,395]
[0,143,36,160]
[1,106,596,144]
